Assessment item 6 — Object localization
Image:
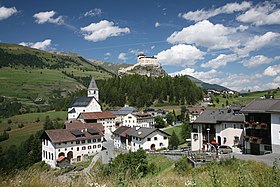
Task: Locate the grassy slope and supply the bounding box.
[0,43,112,101]
[0,111,67,148]
[164,124,184,144]
[212,89,280,108]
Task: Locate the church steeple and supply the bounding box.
[88,77,99,101]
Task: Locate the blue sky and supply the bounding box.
[0,0,279,92]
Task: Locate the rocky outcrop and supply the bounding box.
[118,58,167,77]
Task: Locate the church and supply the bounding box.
[67,78,101,120]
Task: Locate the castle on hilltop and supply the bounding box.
[118,53,166,77]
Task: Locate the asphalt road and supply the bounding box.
[101,133,115,164]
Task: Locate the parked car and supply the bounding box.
[218,145,232,154]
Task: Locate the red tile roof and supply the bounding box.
[64,120,104,132]
[79,111,115,120]
[45,128,102,143]
[133,112,153,119]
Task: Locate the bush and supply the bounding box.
[18,123,24,128]
[174,156,193,175]
[0,131,9,142]
[5,127,11,131]
[7,119,12,124]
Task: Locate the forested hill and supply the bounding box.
[97,74,203,108]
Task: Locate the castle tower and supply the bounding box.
[88,77,99,101]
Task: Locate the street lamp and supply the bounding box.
[206,128,210,144]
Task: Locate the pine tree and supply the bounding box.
[169,131,179,149]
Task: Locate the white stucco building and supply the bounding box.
[191,108,244,151]
[241,99,280,155]
[122,113,155,128]
[113,126,169,151]
[40,123,104,168]
[77,111,116,134]
[68,78,101,120]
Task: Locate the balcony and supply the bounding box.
[244,122,268,129]
[244,136,263,144]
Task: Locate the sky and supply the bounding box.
[0,0,279,92]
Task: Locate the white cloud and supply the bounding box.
[201,54,237,69]
[0,6,17,20]
[236,32,280,56]
[118,53,127,61]
[155,22,160,27]
[237,25,249,31]
[84,8,102,17]
[237,1,280,26]
[241,55,273,68]
[180,1,251,22]
[33,10,64,25]
[105,52,111,56]
[157,44,205,66]
[19,39,52,50]
[263,64,280,76]
[167,20,239,50]
[151,45,155,49]
[80,20,130,42]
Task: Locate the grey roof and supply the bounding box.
[113,126,131,137]
[111,106,137,116]
[71,97,94,107]
[126,127,170,138]
[88,77,98,90]
[240,99,280,113]
[193,108,244,124]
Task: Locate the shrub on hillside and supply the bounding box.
[5,127,11,131]
[0,131,9,142]
[18,123,24,128]
[174,156,193,175]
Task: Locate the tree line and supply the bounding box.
[0,116,63,173]
[96,74,203,108]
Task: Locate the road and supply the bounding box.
[101,133,115,164]
[231,152,280,167]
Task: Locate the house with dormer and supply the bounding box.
[113,126,169,151]
[191,108,244,151]
[77,111,116,134]
[40,122,104,168]
[122,112,155,128]
[68,78,101,119]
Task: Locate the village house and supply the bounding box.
[240,99,280,155]
[77,111,116,134]
[113,126,169,151]
[67,78,101,120]
[187,106,205,123]
[110,105,137,124]
[191,108,244,151]
[122,112,155,128]
[40,122,104,168]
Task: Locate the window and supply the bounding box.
[240,124,244,129]
[193,134,198,141]
[58,143,61,145]
[224,124,227,128]
[164,136,167,140]
[223,137,227,144]
[98,138,101,142]
[82,146,86,150]
[234,124,236,129]
[88,146,92,149]
[93,139,96,142]
[77,147,79,151]
[64,142,67,145]
[160,143,163,146]
[49,152,50,160]
[93,145,96,149]
[98,144,101,148]
[71,141,73,144]
[147,138,151,141]
[154,137,158,141]
[81,140,85,144]
[65,148,67,151]
[71,147,73,150]
[51,153,54,160]
[88,139,91,143]
[76,141,80,144]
